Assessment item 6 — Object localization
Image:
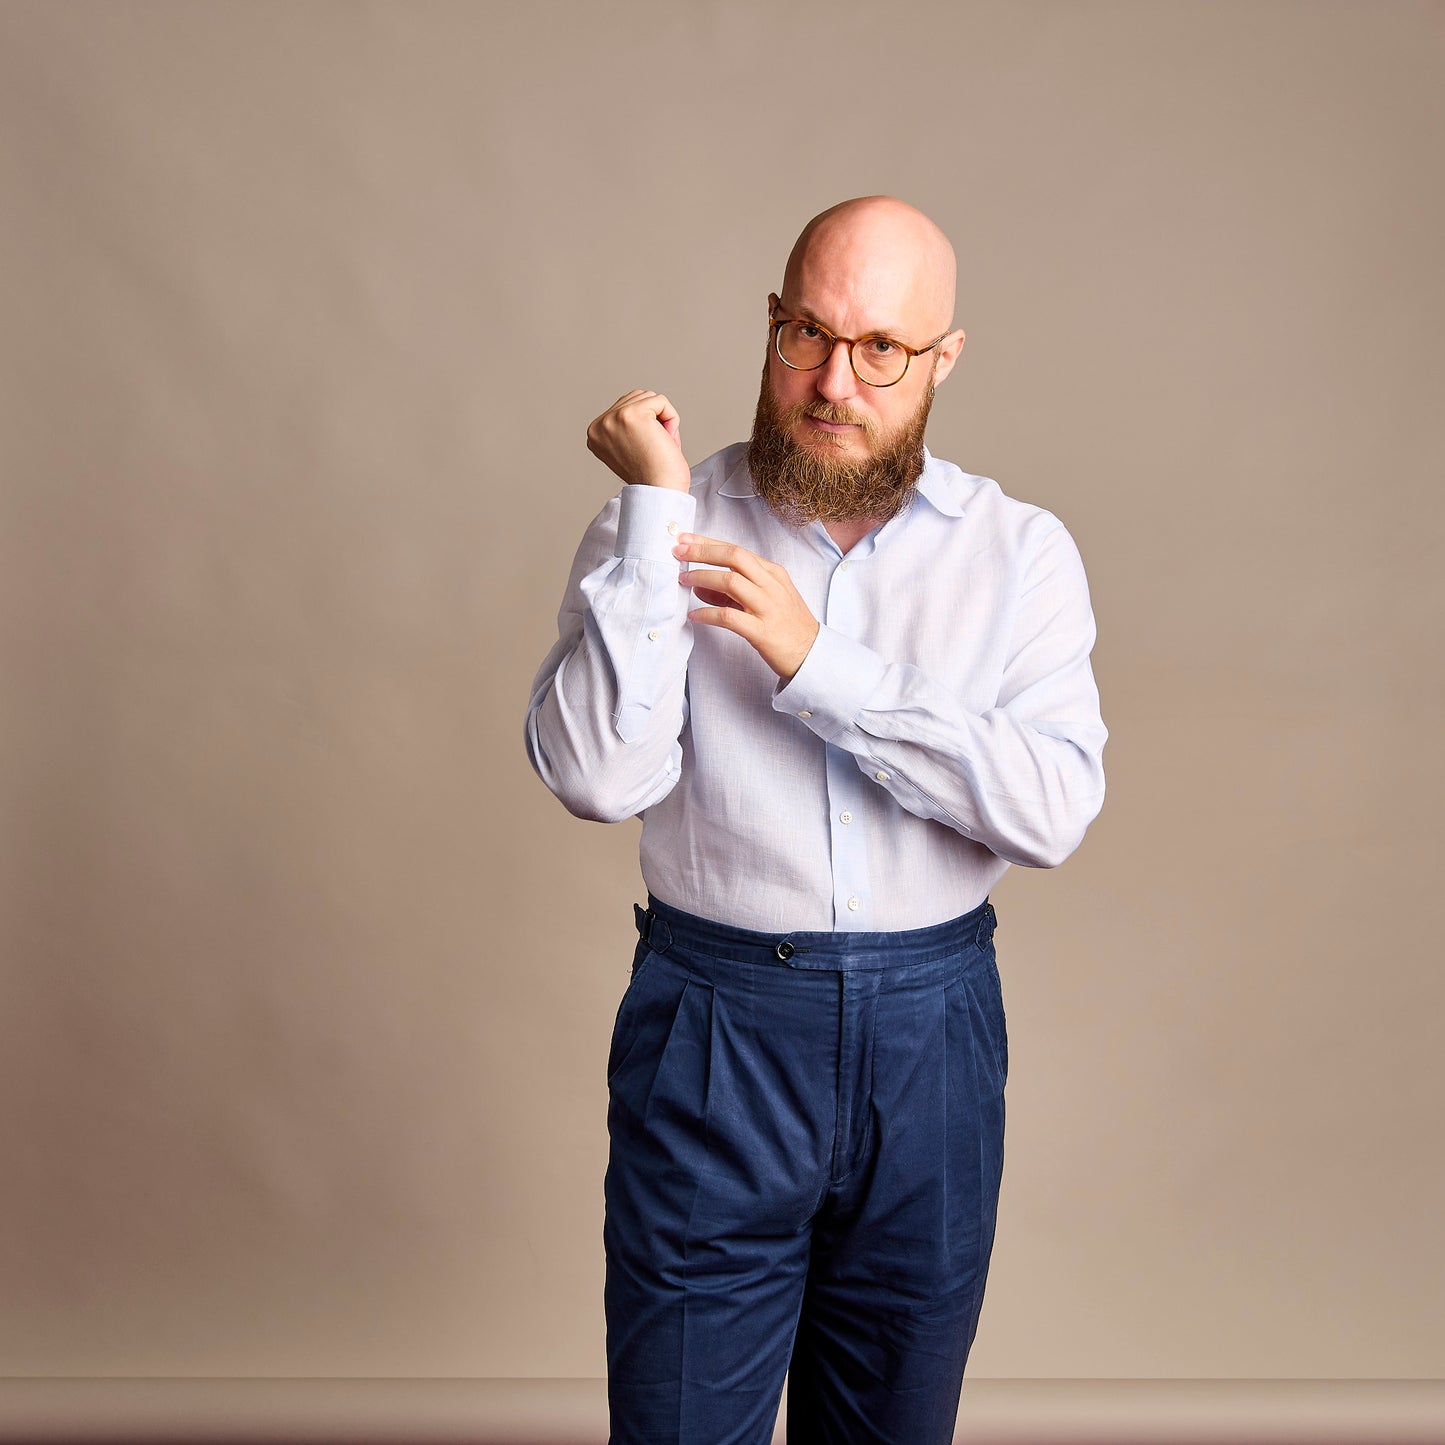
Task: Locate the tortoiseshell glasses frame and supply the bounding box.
[768,308,949,388]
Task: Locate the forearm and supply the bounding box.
[525,485,697,823]
[772,522,1107,866]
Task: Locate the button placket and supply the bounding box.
[828,763,868,926]
[819,551,871,929]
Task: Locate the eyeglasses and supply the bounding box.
[769,309,948,388]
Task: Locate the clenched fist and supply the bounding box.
[586,389,692,493]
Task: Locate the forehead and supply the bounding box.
[783,242,934,341]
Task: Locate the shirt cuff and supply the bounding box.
[615,484,697,561]
[772,625,887,741]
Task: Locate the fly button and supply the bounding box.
[775,940,795,961]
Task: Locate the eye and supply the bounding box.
[796,323,825,341]
[862,336,899,358]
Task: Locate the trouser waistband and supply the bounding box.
[634,893,996,972]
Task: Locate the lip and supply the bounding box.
[804,416,860,435]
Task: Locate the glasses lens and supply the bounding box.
[851,336,909,386]
[776,321,833,370]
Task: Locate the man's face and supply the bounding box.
[746,287,942,527]
[764,290,939,463]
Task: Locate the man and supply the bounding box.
[525,197,1106,1445]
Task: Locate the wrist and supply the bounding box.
[636,472,692,493]
[776,621,821,682]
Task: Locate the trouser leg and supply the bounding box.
[786,938,1008,1445]
[604,942,836,1445]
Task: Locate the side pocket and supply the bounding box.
[629,935,657,981]
[945,946,1008,1085]
[607,948,659,1084]
[985,944,1008,1081]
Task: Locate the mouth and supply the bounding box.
[800,413,867,441]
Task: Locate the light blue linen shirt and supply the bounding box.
[525,443,1106,933]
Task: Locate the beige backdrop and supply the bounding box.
[1,0,1441,1387]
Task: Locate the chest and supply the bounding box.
[693,502,1021,712]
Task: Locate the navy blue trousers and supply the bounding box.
[604,894,1007,1445]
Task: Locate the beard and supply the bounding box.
[745,364,934,528]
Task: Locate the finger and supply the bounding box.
[677,567,762,610]
[618,390,680,435]
[673,534,767,581]
[590,391,647,433]
[687,603,758,638]
[607,389,667,413]
[693,586,740,610]
[648,395,681,446]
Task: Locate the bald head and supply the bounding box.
[780,196,957,338]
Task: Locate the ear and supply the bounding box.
[767,291,780,317]
[930,329,966,387]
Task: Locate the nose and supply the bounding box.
[813,337,860,403]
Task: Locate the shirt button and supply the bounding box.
[875,770,889,782]
[847,896,861,911]
[839,811,852,824]
[647,629,660,641]
[667,521,680,536]
[798,710,813,718]
[839,560,851,571]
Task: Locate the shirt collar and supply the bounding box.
[913,449,969,516]
[719,445,969,518]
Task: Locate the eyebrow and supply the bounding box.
[793,303,910,341]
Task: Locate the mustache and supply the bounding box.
[777,400,879,438]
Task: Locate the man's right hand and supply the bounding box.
[586,390,692,493]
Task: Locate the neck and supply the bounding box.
[824,517,881,553]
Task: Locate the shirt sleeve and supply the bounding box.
[524,484,698,823]
[772,518,1107,867]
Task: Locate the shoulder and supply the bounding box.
[919,450,1078,553]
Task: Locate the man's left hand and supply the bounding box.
[675,534,820,682]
